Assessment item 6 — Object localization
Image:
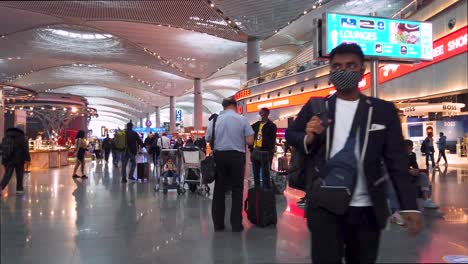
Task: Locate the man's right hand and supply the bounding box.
[305,116,328,144]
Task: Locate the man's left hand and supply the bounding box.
[400,212,422,237]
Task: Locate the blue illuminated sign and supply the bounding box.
[134,127,166,134]
[324,13,433,61]
[175,109,182,122]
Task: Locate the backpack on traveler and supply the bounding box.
[114,130,126,150]
[0,135,16,163]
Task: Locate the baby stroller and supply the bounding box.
[154,149,185,195]
[180,146,209,195]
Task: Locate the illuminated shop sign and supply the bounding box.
[246,74,371,113]
[402,103,466,115]
[379,26,468,83]
[234,88,251,101]
[323,13,433,61]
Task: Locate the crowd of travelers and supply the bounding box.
[0,43,448,263]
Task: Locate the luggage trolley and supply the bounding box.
[154,149,185,195]
[180,146,210,195]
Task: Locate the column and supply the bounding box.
[169,96,176,134]
[139,118,143,128]
[194,78,203,132]
[155,106,161,128]
[146,113,151,135]
[246,36,261,80]
[0,85,3,176]
[0,85,4,141]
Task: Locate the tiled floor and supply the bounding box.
[1,159,467,264]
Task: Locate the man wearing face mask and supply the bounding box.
[286,43,421,263]
[250,108,277,187]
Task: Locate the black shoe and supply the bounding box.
[214,225,225,232]
[232,226,244,232]
[81,175,88,179]
[72,174,80,179]
[121,178,128,183]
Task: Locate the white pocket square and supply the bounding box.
[369,123,386,131]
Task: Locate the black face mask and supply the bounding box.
[329,70,362,92]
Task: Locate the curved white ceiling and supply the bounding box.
[0,1,413,125]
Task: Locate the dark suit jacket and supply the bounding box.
[285,94,418,229]
[250,119,277,153]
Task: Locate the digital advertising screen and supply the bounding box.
[323,13,433,61]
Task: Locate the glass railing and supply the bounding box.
[243,59,328,88]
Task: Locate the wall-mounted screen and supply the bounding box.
[323,13,433,61]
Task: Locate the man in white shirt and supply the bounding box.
[157,133,171,150]
[286,43,421,263]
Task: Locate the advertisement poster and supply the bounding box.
[325,13,433,61]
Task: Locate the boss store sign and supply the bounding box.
[402,103,466,115]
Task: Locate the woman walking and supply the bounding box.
[72,130,88,179]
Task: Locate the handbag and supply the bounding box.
[309,99,364,215]
[201,114,218,184]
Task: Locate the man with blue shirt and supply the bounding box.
[206,97,254,232]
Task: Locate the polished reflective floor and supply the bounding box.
[1,159,468,264]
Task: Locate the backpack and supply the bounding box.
[114,131,126,150]
[420,140,427,153]
[1,135,16,162]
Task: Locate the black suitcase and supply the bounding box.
[244,187,277,227]
[137,163,149,180]
[244,154,277,227]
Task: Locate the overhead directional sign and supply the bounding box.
[175,109,182,122]
[323,12,433,61]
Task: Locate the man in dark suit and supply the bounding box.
[286,43,421,263]
[250,108,277,187]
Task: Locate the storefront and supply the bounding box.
[235,1,467,164]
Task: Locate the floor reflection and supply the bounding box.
[0,160,467,264]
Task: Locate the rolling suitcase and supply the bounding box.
[244,152,277,227]
[278,156,289,171]
[137,163,150,181]
[270,170,287,195]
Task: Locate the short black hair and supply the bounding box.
[260,108,270,115]
[222,96,237,107]
[403,139,413,147]
[76,130,85,139]
[440,132,444,136]
[329,43,365,64]
[127,122,133,129]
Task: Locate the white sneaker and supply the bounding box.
[423,199,439,209]
[391,212,405,225]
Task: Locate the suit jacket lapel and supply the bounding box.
[326,95,337,159]
[358,94,371,154]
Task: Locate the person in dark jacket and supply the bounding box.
[121,122,143,183]
[1,125,31,194]
[285,43,421,263]
[102,134,112,163]
[250,107,277,187]
[436,132,448,165]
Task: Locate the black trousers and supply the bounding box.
[212,151,245,229]
[1,163,25,191]
[308,206,381,264]
[251,150,273,188]
[437,149,448,164]
[104,149,111,161]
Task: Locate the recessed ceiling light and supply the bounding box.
[210,3,215,7]
[303,11,307,14]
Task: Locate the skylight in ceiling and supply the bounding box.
[43,28,113,40]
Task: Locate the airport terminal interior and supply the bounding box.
[0,1,467,263]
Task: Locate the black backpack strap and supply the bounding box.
[210,115,218,150]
